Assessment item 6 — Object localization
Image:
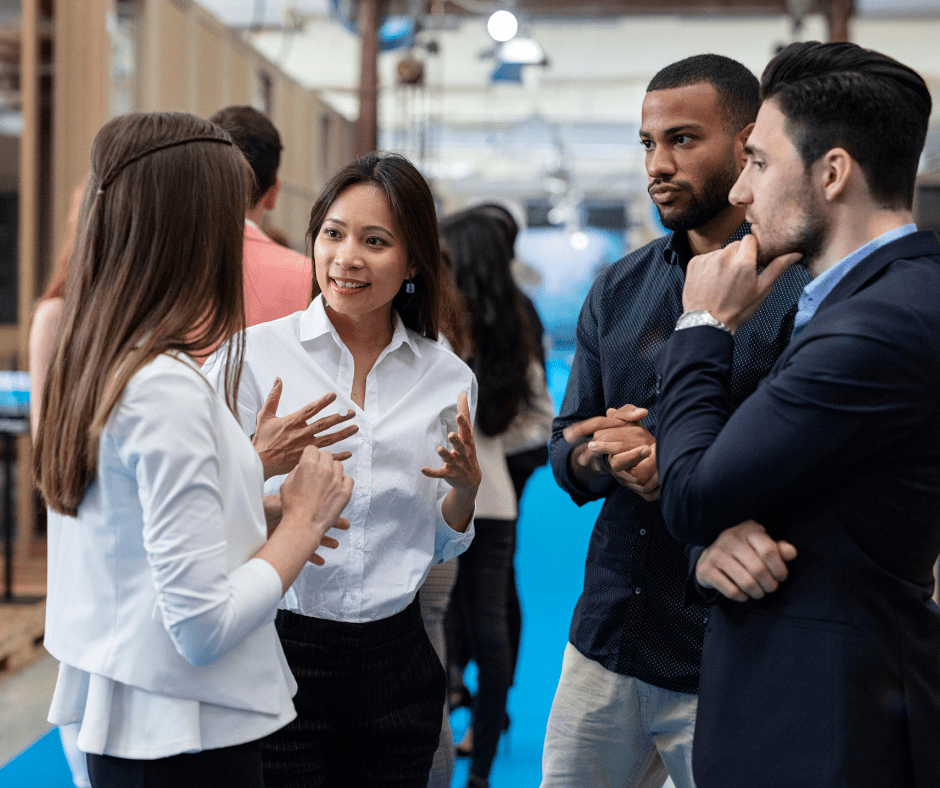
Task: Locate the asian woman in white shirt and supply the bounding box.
[204,153,481,788]
[33,112,354,788]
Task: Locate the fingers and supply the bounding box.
[592,442,650,473]
[605,404,648,423]
[697,521,797,602]
[295,391,339,423]
[313,423,359,448]
[457,391,471,423]
[319,535,339,550]
[255,378,283,430]
[307,408,355,433]
[563,415,626,443]
[331,450,352,462]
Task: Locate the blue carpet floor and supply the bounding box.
[0,353,598,788]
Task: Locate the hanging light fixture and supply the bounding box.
[487,9,518,42]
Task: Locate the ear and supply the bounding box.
[262,178,281,212]
[817,148,852,203]
[734,122,755,172]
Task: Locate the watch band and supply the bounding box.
[674,309,733,334]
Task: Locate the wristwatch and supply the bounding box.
[674,310,733,334]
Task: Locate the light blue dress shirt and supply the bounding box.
[792,224,918,334]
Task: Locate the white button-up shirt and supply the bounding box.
[204,296,476,622]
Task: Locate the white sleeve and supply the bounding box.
[111,363,281,667]
[201,341,265,437]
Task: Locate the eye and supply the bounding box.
[674,134,693,145]
[322,226,340,239]
[366,236,388,246]
[640,139,653,150]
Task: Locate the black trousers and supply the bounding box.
[262,599,445,788]
[87,739,264,788]
[450,517,516,782]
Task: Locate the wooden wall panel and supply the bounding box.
[156,1,190,111]
[196,19,224,118]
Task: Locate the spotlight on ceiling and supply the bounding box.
[487,10,518,42]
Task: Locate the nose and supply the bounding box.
[334,236,362,269]
[728,168,751,207]
[646,143,676,180]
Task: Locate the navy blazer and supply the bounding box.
[655,231,940,788]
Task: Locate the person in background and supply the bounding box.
[440,207,542,788]
[34,111,353,788]
[540,54,809,788]
[204,152,480,788]
[208,105,311,327]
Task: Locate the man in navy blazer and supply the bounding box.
[653,41,940,788]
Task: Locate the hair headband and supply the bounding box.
[97,136,235,193]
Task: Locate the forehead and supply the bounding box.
[328,183,395,224]
[747,99,797,157]
[640,82,724,134]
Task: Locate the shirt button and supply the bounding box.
[356,539,363,549]
[635,587,642,595]
[639,529,646,536]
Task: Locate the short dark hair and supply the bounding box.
[209,105,282,205]
[647,54,760,132]
[761,41,931,210]
[307,152,463,344]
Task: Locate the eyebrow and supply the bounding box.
[639,122,705,139]
[743,143,765,157]
[324,217,394,236]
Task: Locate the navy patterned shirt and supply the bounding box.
[552,223,810,693]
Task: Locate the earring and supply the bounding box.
[405,279,415,294]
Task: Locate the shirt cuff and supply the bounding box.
[435,501,475,564]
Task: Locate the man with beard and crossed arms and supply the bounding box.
[539,54,809,788]
[655,41,940,788]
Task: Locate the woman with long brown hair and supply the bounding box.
[204,152,480,788]
[34,111,353,788]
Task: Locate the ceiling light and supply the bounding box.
[497,37,546,65]
[487,10,518,42]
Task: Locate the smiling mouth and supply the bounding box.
[332,278,369,290]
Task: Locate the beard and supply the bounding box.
[653,154,740,232]
[753,182,828,270]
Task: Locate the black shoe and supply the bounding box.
[467,776,489,788]
[455,742,472,758]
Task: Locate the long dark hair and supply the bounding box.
[439,208,536,437]
[35,112,251,515]
[307,152,464,344]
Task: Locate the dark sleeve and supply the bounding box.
[654,315,933,546]
[550,275,616,505]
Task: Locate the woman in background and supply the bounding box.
[440,208,543,788]
[34,112,352,788]
[204,152,480,788]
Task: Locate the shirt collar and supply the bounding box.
[662,221,752,269]
[298,294,422,359]
[792,223,917,333]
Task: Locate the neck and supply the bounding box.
[325,303,395,354]
[245,202,266,228]
[809,206,914,279]
[686,204,747,256]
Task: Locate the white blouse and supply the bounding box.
[45,354,296,758]
[203,296,476,623]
